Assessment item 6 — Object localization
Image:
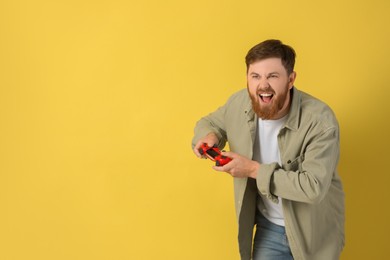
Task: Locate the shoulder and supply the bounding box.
[227,88,250,102]
[296,89,339,130]
[225,89,251,109]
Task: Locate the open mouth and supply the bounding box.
[259,93,274,103]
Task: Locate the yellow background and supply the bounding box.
[1,0,389,259]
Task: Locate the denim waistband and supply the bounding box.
[256,211,286,235]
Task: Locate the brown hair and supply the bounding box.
[245,39,296,74]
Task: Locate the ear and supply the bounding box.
[288,71,297,89]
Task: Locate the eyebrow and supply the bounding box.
[249,71,280,76]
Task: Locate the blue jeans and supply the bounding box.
[252,212,294,260]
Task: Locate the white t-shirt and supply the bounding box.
[253,115,287,226]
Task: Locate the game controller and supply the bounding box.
[198,143,232,166]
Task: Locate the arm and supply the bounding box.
[192,104,229,156]
[258,127,340,204]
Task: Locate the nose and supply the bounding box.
[258,77,271,90]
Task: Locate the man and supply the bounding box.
[192,39,345,260]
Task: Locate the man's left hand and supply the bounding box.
[213,151,259,179]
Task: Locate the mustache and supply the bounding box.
[257,86,275,94]
[246,84,276,94]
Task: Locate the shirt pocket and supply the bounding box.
[284,154,304,172]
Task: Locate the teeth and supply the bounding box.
[260,93,272,97]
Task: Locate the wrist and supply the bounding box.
[249,161,260,179]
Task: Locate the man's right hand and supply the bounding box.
[193,132,219,158]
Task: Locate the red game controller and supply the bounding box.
[198,143,232,166]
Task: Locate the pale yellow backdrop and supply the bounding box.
[1,0,389,259]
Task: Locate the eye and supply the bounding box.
[251,74,260,79]
[268,74,279,79]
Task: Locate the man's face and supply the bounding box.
[247,57,296,120]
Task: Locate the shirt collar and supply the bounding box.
[284,87,301,131]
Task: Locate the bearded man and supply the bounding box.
[192,39,345,260]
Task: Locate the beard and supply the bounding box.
[248,84,290,120]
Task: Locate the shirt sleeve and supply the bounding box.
[256,126,340,204]
[192,105,228,149]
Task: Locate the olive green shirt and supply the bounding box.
[192,87,345,260]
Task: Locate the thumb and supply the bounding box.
[221,151,235,158]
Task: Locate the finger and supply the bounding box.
[212,160,234,172]
[221,151,236,158]
[193,147,202,158]
[193,140,206,158]
[212,165,226,172]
